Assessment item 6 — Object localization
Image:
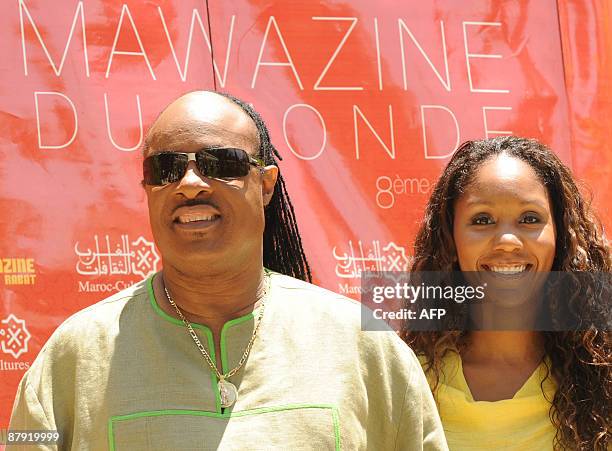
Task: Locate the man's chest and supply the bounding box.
[74,347,372,450]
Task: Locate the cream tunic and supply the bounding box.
[9,273,447,450]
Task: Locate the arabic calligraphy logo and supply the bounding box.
[75,235,160,278]
[0,314,31,359]
[333,240,411,278]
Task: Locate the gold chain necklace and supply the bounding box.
[163,274,268,408]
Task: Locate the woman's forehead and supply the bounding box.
[471,155,541,187]
[461,155,550,205]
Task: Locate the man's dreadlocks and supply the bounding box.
[216,92,312,282]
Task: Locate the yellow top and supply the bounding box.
[421,352,557,450]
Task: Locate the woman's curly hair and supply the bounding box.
[400,136,611,450]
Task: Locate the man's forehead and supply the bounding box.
[145,93,259,153]
[146,120,257,151]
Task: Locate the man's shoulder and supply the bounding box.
[42,278,149,348]
[20,278,150,388]
[269,272,362,316]
[268,273,416,357]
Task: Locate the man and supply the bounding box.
[9,91,447,450]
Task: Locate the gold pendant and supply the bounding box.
[218,379,237,408]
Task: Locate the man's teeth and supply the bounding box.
[177,214,218,224]
[489,265,527,274]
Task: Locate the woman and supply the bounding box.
[401,136,610,450]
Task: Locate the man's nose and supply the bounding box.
[176,161,213,198]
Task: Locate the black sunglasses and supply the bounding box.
[143,148,264,186]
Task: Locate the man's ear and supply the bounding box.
[261,165,279,206]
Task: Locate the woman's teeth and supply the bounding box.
[489,265,527,274]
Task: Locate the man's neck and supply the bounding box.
[153,260,267,336]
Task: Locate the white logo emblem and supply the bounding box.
[381,242,411,271]
[333,240,412,278]
[75,234,160,278]
[0,314,31,358]
[130,236,160,278]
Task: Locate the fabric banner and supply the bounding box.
[0,0,610,429]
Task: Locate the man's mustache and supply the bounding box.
[172,198,219,213]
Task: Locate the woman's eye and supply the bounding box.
[471,215,493,225]
[520,214,540,224]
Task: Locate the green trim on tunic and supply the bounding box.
[147,276,222,413]
[108,404,341,451]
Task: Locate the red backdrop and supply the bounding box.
[1,0,610,430]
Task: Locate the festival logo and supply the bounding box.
[0,257,36,285]
[333,240,412,296]
[0,314,31,359]
[75,234,160,278]
[74,234,160,293]
[333,240,411,277]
